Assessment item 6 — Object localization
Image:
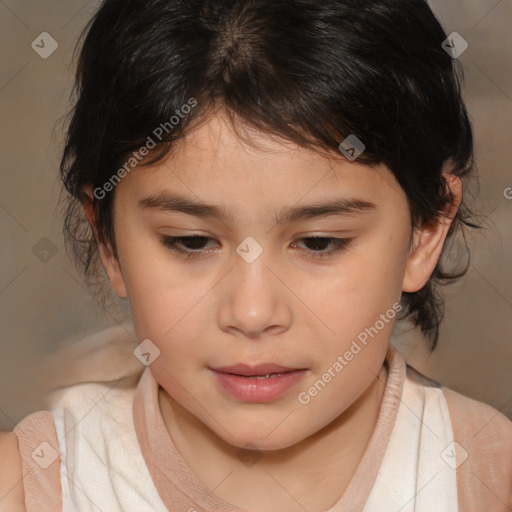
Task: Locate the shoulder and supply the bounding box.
[405,363,512,444]
[9,410,62,512]
[403,361,512,446]
[442,385,512,452]
[442,386,512,511]
[442,385,512,451]
[0,430,25,511]
[49,373,141,423]
[403,360,512,510]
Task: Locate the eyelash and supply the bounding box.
[159,235,352,261]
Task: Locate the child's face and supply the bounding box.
[94,112,451,450]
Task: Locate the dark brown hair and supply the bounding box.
[59,0,481,350]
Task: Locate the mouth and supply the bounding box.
[233,373,290,379]
[208,363,308,402]
[209,363,306,378]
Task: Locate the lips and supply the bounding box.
[209,363,304,377]
[208,361,309,402]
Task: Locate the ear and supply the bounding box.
[402,172,462,293]
[81,184,128,299]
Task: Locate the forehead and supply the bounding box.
[118,111,407,213]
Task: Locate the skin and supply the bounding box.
[83,111,462,512]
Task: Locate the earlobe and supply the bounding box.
[402,224,442,293]
[402,173,462,293]
[81,184,128,299]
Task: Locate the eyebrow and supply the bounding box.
[138,192,376,224]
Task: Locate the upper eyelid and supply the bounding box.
[160,233,353,244]
[160,235,353,265]
[160,234,351,248]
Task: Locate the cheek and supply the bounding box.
[114,225,199,331]
[319,252,402,329]
[129,281,208,355]
[305,239,404,370]
[121,265,216,373]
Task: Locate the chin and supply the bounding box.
[219,427,305,452]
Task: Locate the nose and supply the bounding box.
[217,249,292,339]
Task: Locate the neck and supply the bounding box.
[158,361,388,512]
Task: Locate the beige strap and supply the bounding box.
[13,411,62,511]
[443,387,512,512]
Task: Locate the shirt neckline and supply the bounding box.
[133,343,407,512]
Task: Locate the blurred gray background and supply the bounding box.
[0,0,511,429]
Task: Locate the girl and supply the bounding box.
[1,0,511,510]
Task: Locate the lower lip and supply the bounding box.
[211,369,307,403]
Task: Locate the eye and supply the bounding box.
[159,235,352,261]
[159,235,217,259]
[291,236,352,260]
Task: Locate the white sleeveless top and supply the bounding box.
[51,377,165,511]
[42,344,457,512]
